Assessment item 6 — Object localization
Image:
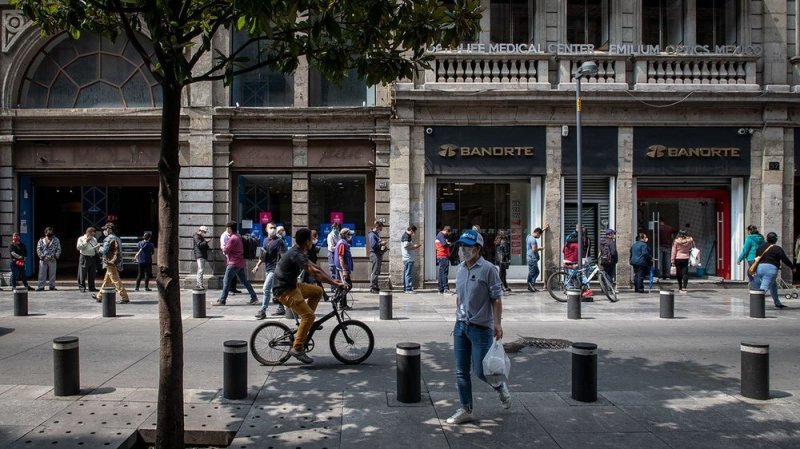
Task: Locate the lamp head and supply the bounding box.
[576,61,598,79]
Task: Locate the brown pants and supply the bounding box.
[97,264,129,301]
[276,283,324,351]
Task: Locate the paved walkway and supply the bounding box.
[0,287,799,448]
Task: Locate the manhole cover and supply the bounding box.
[504,337,572,353]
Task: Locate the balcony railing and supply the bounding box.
[633,55,759,91]
[421,52,550,89]
[556,55,628,90]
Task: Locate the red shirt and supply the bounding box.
[435,231,450,259]
[563,241,578,265]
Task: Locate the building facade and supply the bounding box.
[0,0,799,290]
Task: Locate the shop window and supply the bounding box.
[19,33,160,108]
[309,174,367,247]
[309,68,374,107]
[567,0,610,49]
[491,0,533,44]
[237,174,292,237]
[230,30,294,107]
[642,0,684,47]
[696,0,739,47]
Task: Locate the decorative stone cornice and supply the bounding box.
[2,10,32,53]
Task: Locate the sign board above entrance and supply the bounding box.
[424,126,546,176]
[633,127,751,176]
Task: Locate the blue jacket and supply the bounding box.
[738,233,765,263]
[334,239,353,272]
[629,241,652,267]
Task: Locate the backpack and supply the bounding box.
[241,234,258,260]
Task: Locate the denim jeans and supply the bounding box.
[219,265,257,302]
[437,258,450,292]
[633,265,648,292]
[527,256,539,286]
[453,321,500,409]
[403,260,414,291]
[754,263,782,306]
[9,260,29,289]
[659,247,671,278]
[260,271,275,311]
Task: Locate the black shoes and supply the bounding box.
[369,288,380,294]
[272,306,286,316]
[776,304,788,309]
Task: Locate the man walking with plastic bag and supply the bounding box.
[446,229,511,425]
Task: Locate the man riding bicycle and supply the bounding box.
[273,228,347,364]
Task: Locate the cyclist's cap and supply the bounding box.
[457,229,483,247]
[605,229,616,235]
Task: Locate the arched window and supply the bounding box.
[19,33,161,108]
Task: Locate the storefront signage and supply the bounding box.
[259,211,272,224]
[426,43,762,56]
[633,127,750,176]
[561,127,618,175]
[425,126,546,176]
[330,212,343,224]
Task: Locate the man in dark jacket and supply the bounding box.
[193,225,211,289]
[598,229,618,283]
[629,233,652,294]
[368,221,385,293]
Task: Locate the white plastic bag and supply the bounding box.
[482,339,511,387]
[689,247,701,267]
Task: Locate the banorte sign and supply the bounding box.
[438,143,535,158]
[646,145,741,159]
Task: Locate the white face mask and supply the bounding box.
[267,228,277,237]
[459,246,477,263]
[278,230,286,238]
[103,230,109,237]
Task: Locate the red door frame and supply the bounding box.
[638,189,731,279]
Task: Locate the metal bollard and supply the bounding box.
[659,290,675,319]
[53,336,80,396]
[223,340,248,400]
[379,292,393,320]
[192,289,207,318]
[571,342,597,402]
[396,342,421,403]
[13,289,28,316]
[741,342,769,400]
[567,289,582,320]
[101,288,116,318]
[749,290,765,318]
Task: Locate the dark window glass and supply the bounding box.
[230,30,294,107]
[642,0,684,47]
[309,68,370,107]
[309,174,367,244]
[442,0,478,44]
[491,0,531,44]
[237,174,293,236]
[696,0,739,47]
[567,0,609,48]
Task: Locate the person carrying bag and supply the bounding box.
[748,244,774,277]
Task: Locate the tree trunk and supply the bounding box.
[155,82,185,449]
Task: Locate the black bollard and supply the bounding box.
[567,289,582,320]
[13,289,28,316]
[379,292,393,320]
[53,336,80,396]
[659,290,675,319]
[101,288,116,318]
[749,290,765,318]
[396,342,421,403]
[223,340,248,400]
[741,342,769,400]
[192,289,207,319]
[571,342,597,402]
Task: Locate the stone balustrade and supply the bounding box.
[633,55,759,91]
[421,52,550,89]
[557,55,628,90]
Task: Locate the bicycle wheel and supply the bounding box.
[250,321,293,366]
[330,320,374,365]
[599,271,618,302]
[546,271,570,302]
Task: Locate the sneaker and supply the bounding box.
[145,288,152,292]
[254,310,267,319]
[49,287,57,291]
[443,289,453,295]
[497,383,512,409]
[35,288,44,291]
[248,298,259,305]
[134,288,140,292]
[369,288,380,294]
[527,282,536,292]
[438,291,445,295]
[212,300,226,306]
[445,407,473,425]
[405,290,416,294]
[776,303,788,309]
[288,348,314,364]
[117,299,130,304]
[272,306,286,316]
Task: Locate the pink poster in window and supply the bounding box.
[259,212,272,224]
[330,212,344,224]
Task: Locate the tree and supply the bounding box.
[12,0,481,447]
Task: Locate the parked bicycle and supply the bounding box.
[249,287,374,365]
[546,260,618,302]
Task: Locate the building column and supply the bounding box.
[542,126,562,282]
[0,131,13,283]
[292,135,309,229]
[616,127,634,287]
[374,134,392,289]
[761,0,789,91]
[388,125,412,289]
[209,119,233,287]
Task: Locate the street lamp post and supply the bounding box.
[575,61,598,278]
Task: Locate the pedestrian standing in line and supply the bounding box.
[303,229,320,285]
[436,226,453,294]
[494,230,511,293]
[334,227,354,310]
[193,225,211,289]
[401,225,421,294]
[9,232,33,291]
[753,232,795,309]
[134,231,155,291]
[658,218,674,279]
[95,223,130,303]
[566,224,592,259]
[445,229,511,425]
[737,225,765,282]
[368,221,386,293]
[630,233,652,294]
[526,227,545,292]
[219,226,240,294]
[599,229,619,283]
[214,221,259,306]
[326,223,341,291]
[252,222,287,319]
[670,230,695,293]
[36,227,61,291]
[76,227,98,293]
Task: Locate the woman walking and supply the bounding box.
[494,231,511,293]
[9,233,33,290]
[737,225,765,281]
[134,231,155,291]
[753,232,795,309]
[629,233,652,293]
[671,230,695,293]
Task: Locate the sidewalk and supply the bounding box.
[0,288,799,448]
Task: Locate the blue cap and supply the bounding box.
[457,229,484,247]
[605,229,616,234]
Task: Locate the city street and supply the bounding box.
[0,287,799,448]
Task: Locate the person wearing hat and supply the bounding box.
[333,227,354,309]
[598,229,618,283]
[193,225,212,289]
[95,222,130,303]
[445,229,510,425]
